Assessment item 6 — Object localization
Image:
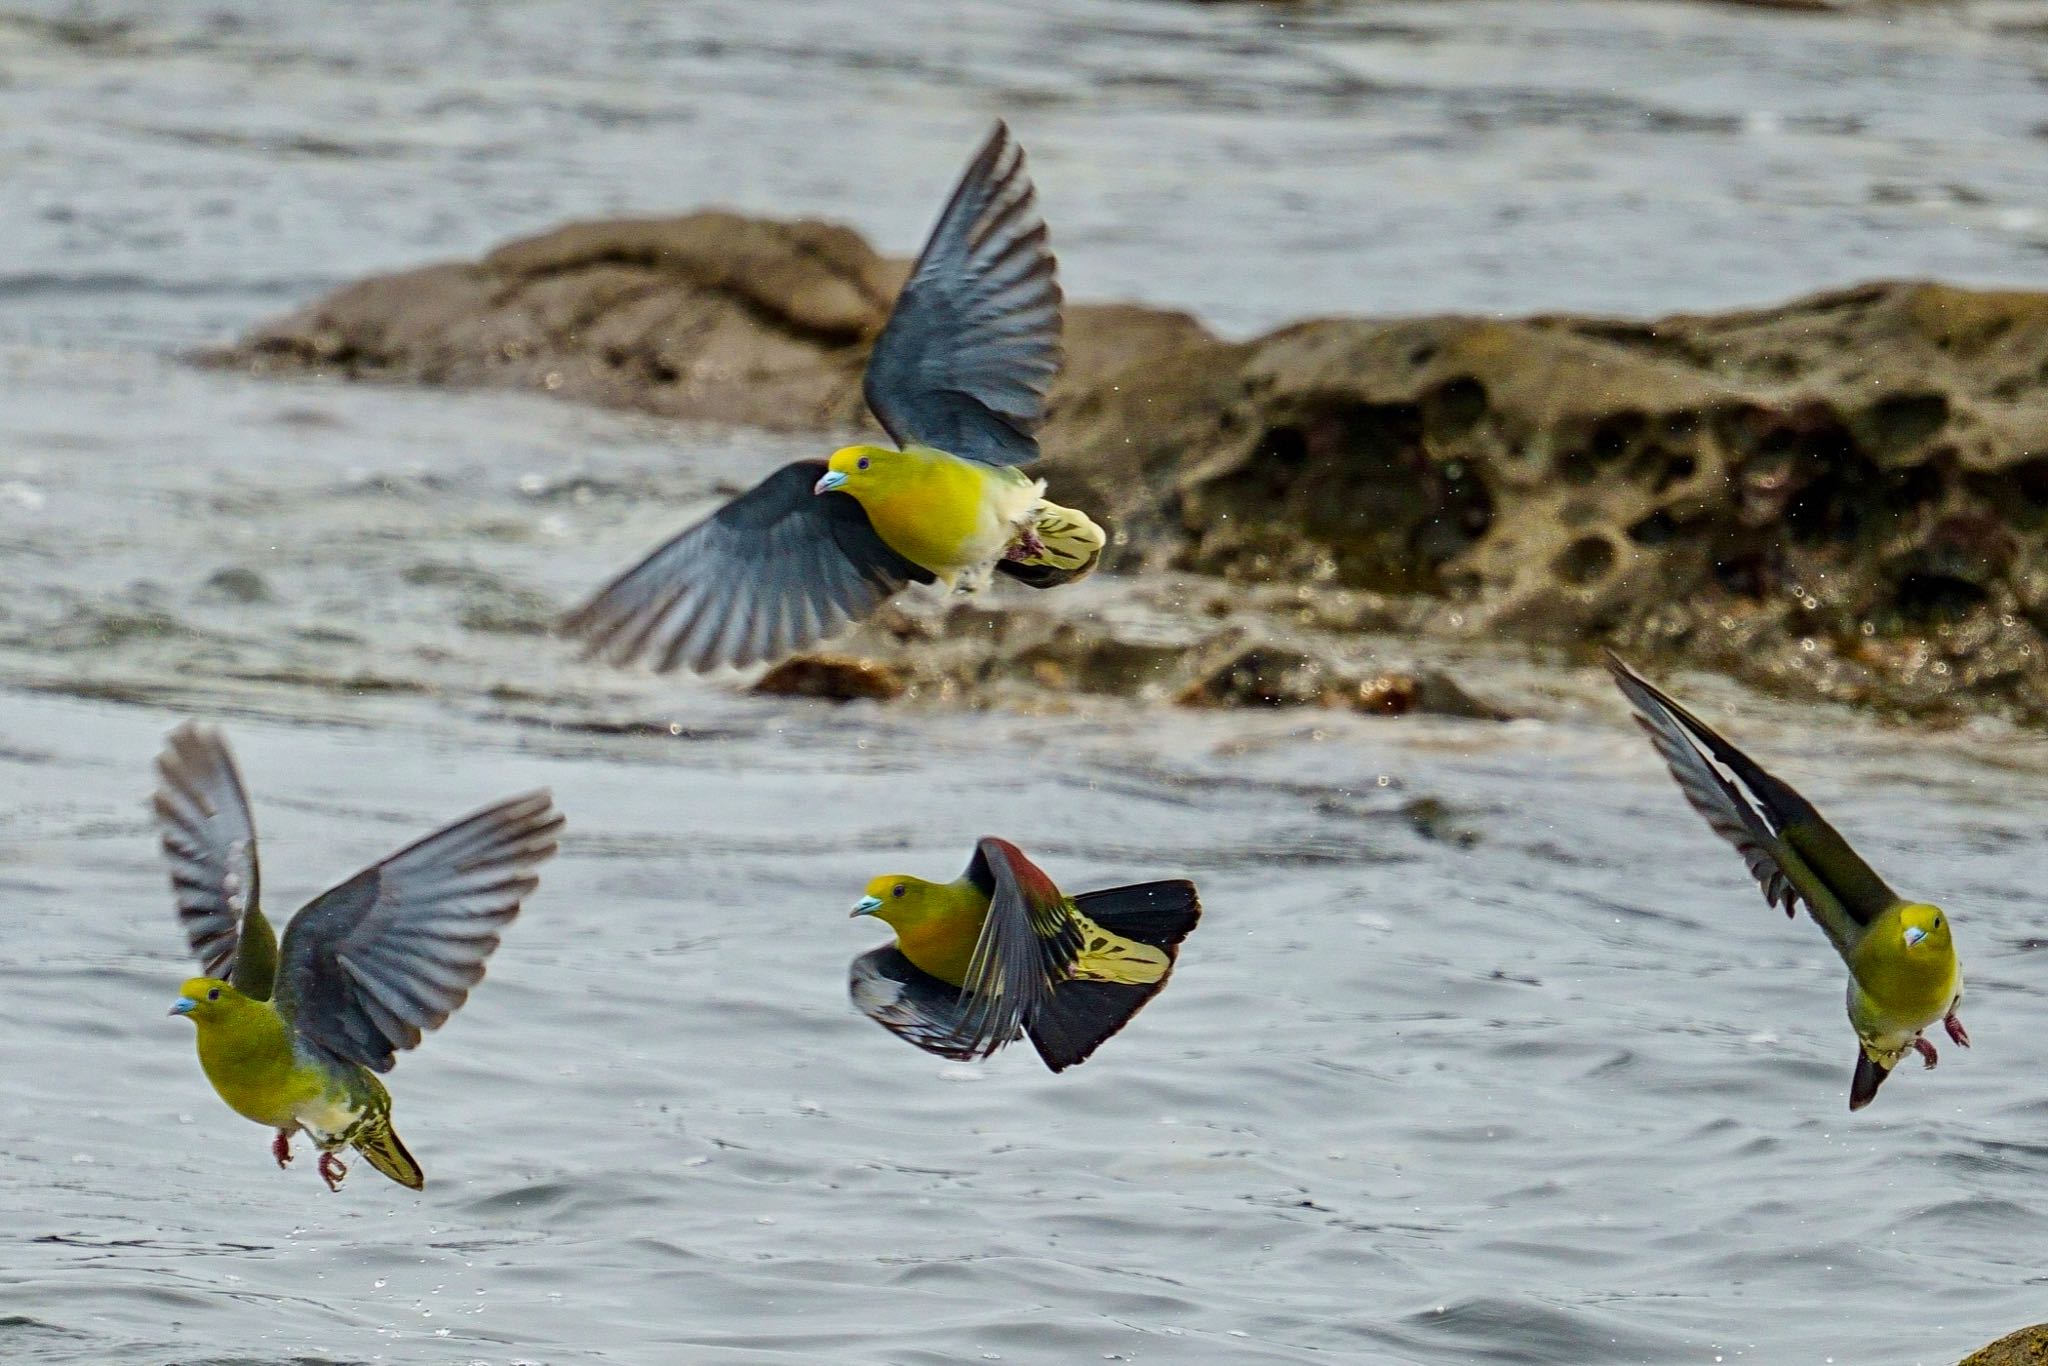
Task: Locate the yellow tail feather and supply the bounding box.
[352,1116,424,1190]
[1000,501,1105,589]
[1028,501,1105,573]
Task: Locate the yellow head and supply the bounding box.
[814,445,913,501]
[1898,903,1953,955]
[168,976,246,1025]
[849,874,951,932]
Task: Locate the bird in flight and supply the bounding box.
[1607,653,1965,1111]
[562,121,1104,674]
[155,723,562,1188]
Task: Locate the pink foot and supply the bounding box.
[271,1130,294,1170]
[1946,1012,1970,1048]
[1913,1036,1939,1070]
[318,1151,347,1192]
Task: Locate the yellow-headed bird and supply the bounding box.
[154,724,562,1189]
[848,837,1199,1071]
[1606,653,1965,1110]
[562,121,1105,673]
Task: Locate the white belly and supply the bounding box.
[295,1091,364,1146]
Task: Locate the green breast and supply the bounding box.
[195,1004,326,1130]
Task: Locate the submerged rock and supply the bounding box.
[789,594,1514,719]
[210,212,2048,720]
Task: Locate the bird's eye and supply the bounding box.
[891,883,906,898]
[857,456,871,471]
[206,988,220,1001]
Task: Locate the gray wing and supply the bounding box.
[1607,653,1799,913]
[274,791,563,1072]
[1606,652,1894,961]
[953,837,1086,1061]
[862,121,1062,468]
[152,723,277,998]
[561,460,934,674]
[565,458,937,671]
[849,945,1018,1061]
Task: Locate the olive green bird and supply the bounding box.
[154,724,562,1190]
[1606,653,1965,1110]
[848,837,1200,1071]
[562,121,1105,674]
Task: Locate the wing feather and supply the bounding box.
[848,945,1012,1061]
[563,461,935,673]
[952,837,1086,1061]
[1606,652,1892,958]
[151,723,278,998]
[862,122,1063,468]
[274,791,562,1072]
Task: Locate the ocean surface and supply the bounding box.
[3,2,2048,1362]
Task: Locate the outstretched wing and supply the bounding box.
[152,723,277,998]
[561,461,934,673]
[848,944,1016,1061]
[1606,651,1894,959]
[951,836,1086,1061]
[862,122,1062,468]
[274,791,562,1072]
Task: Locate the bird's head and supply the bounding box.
[168,976,243,1024]
[850,874,945,930]
[1899,903,1952,954]
[816,445,906,499]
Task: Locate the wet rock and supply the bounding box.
[199,567,272,604]
[1347,670,1513,721]
[1176,636,1330,708]
[1050,280,2048,721]
[213,212,2048,720]
[204,211,1210,436]
[806,600,1512,719]
[753,655,906,702]
[1962,1325,2048,1366]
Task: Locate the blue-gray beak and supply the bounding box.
[814,470,848,495]
[850,895,884,918]
[168,997,196,1017]
[1903,925,1928,948]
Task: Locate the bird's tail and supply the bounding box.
[998,500,1104,590]
[1849,1050,1891,1111]
[352,1113,425,1190]
[1025,880,1201,1072]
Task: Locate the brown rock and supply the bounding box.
[209,209,2048,720]
[1962,1325,2048,1366]
[205,211,1213,442]
[752,655,905,702]
[1176,636,1330,708]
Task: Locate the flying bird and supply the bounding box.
[848,837,1199,1071]
[562,121,1104,674]
[1606,652,1965,1110]
[155,723,562,1189]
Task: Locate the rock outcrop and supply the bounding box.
[207,213,2048,720]
[1963,1325,2048,1365]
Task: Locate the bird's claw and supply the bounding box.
[1946,1012,1971,1049]
[1913,1036,1939,1070]
[318,1152,347,1191]
[271,1131,294,1170]
[1004,529,1048,562]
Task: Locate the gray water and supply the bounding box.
[4,2,2048,1362]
